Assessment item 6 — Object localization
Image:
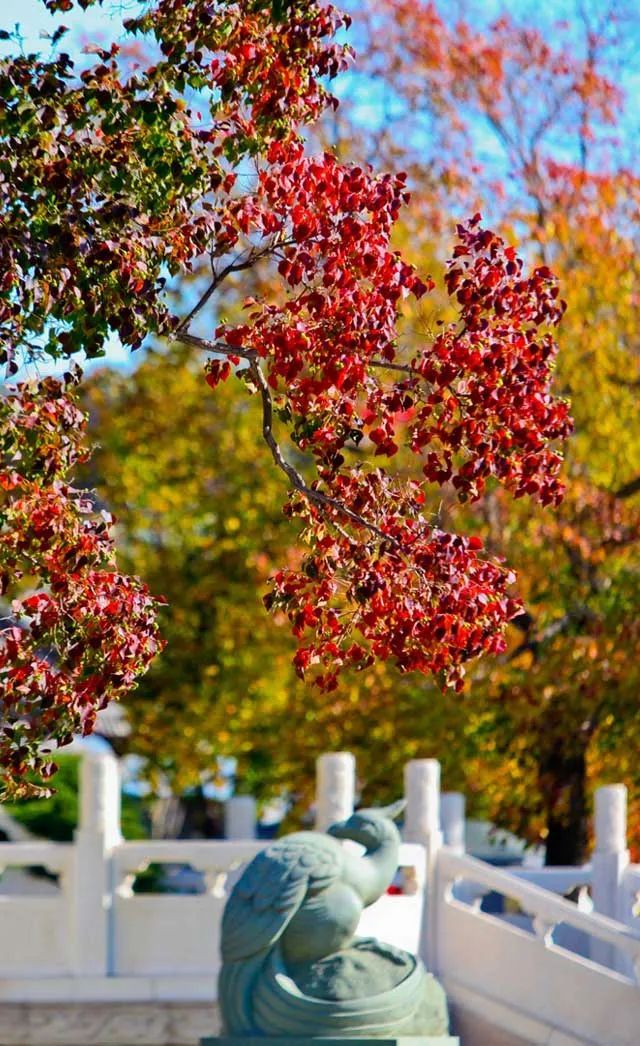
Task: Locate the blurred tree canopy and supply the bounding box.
[83,346,305,796]
[322,0,640,862]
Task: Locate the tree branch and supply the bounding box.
[609,374,640,389]
[509,605,594,662]
[248,359,401,548]
[176,238,297,332]
[171,330,256,361]
[369,358,418,375]
[615,475,640,500]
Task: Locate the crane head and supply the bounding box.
[327,799,406,848]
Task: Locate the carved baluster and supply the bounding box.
[532,915,556,946]
[115,860,149,899]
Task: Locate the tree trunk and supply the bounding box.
[540,746,589,866]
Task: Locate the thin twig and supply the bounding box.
[369,358,419,375]
[176,237,298,332]
[615,475,640,500]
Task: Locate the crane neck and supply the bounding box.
[357,827,401,906]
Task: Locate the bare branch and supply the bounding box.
[609,374,640,389]
[509,606,594,662]
[171,330,256,361]
[368,357,418,375]
[176,237,297,332]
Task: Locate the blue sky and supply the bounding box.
[0,0,123,53]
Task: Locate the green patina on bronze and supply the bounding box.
[217,803,452,1038]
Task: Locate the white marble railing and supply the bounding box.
[0,749,429,1003]
[112,839,263,980]
[434,849,640,1046]
[1,748,640,1046]
[438,850,640,975]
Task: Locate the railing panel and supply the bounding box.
[438,850,640,968]
[113,894,225,977]
[0,844,74,976]
[436,851,640,1046]
[0,898,73,977]
[439,901,640,1046]
[111,839,426,978]
[111,840,265,978]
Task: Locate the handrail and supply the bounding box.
[113,838,265,872]
[114,839,425,870]
[509,865,592,892]
[0,841,71,875]
[439,849,640,968]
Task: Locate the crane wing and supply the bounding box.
[221,837,341,963]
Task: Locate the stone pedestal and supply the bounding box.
[202,1038,459,1045]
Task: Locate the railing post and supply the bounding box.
[71,750,122,975]
[224,795,257,840]
[440,791,466,855]
[315,752,355,831]
[591,783,630,974]
[404,759,442,972]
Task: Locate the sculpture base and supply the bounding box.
[202,1038,459,1044]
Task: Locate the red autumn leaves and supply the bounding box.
[266,469,520,692]
[209,150,570,691]
[0,378,163,796]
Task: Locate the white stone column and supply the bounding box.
[591,784,630,974]
[315,752,355,831]
[441,791,466,855]
[224,795,257,840]
[404,759,441,848]
[71,750,122,975]
[404,759,443,971]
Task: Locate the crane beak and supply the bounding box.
[377,798,406,821]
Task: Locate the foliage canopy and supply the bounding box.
[0,0,569,797]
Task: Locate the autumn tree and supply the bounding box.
[333,0,640,862]
[1,0,569,797]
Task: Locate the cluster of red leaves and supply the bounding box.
[206,146,570,689]
[214,153,569,503]
[213,142,429,441]
[266,469,520,691]
[0,377,163,798]
[142,0,350,137]
[409,216,572,504]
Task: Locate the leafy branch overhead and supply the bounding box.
[0,0,570,794]
[0,377,163,796]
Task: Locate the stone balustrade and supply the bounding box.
[0,749,639,1045]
